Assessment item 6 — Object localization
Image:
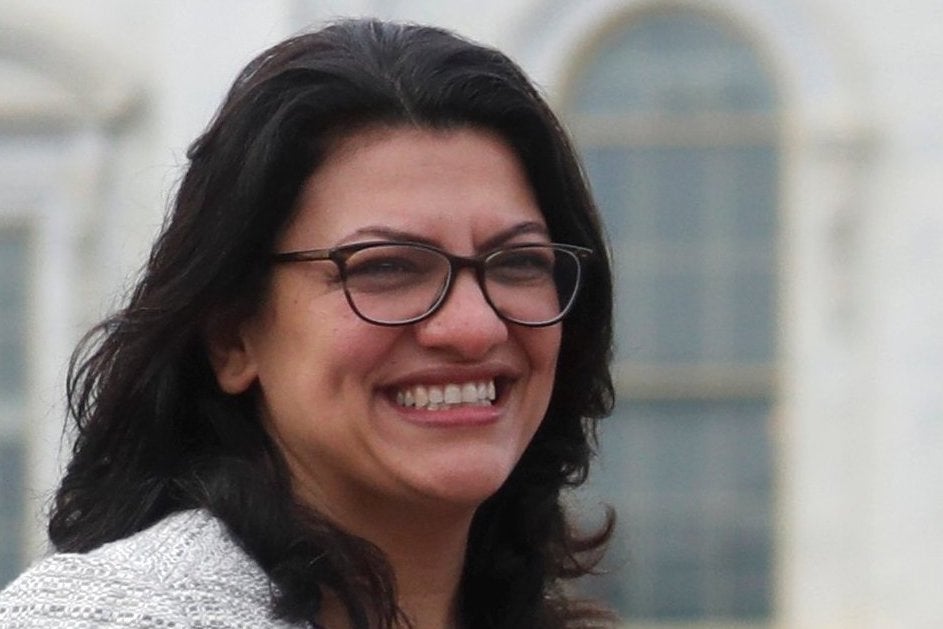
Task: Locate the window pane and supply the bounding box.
[729,267,776,362]
[650,269,705,363]
[579,400,774,619]
[729,146,779,242]
[0,225,28,588]
[585,146,778,365]
[0,227,28,400]
[0,440,25,587]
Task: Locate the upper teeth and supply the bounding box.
[396,380,497,410]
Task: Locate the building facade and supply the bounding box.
[2,1,942,626]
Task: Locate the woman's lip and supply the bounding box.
[378,362,517,426]
[384,396,503,428]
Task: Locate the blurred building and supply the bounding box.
[1,1,941,627]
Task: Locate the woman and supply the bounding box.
[0,18,615,629]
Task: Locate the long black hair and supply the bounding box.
[51,18,615,629]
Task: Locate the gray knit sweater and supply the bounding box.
[0,509,306,628]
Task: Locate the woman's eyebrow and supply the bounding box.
[478,221,550,251]
[337,226,436,246]
[337,220,551,251]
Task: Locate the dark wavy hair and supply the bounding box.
[50,18,615,629]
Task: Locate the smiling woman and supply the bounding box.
[0,18,615,629]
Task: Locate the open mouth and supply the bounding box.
[394,379,498,411]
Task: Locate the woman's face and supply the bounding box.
[210,126,561,522]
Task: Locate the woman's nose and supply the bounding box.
[413,271,508,358]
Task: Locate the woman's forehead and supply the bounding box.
[280,126,546,250]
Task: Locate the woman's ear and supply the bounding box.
[204,312,259,394]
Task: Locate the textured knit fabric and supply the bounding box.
[0,510,307,628]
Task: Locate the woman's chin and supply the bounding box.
[403,458,515,510]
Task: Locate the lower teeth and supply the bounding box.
[423,400,492,411]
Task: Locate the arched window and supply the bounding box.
[566,8,779,622]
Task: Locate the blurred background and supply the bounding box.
[1,1,941,627]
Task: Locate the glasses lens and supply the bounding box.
[343,244,449,324]
[484,245,581,325]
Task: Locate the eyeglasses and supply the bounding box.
[271,241,593,327]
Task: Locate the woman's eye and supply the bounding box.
[347,257,418,279]
[489,251,555,282]
[347,258,421,284]
[344,247,441,293]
